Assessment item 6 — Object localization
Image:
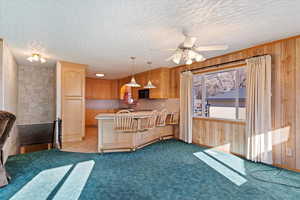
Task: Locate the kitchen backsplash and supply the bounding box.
[87,98,180,112]
[120,98,180,112]
[86,100,120,110]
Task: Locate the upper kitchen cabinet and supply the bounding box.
[148,68,170,99]
[86,78,119,100]
[118,67,171,99]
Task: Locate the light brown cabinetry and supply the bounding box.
[86,109,116,126]
[57,61,86,142]
[169,66,184,98]
[120,67,171,99]
[86,78,119,99]
[149,68,170,99]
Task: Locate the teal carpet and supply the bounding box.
[1,139,300,200]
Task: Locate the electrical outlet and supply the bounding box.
[287,148,293,157]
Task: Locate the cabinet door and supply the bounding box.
[63,98,84,141]
[61,62,86,142]
[111,80,119,99]
[149,68,170,99]
[149,68,162,98]
[92,79,112,99]
[86,78,94,99]
[64,70,84,97]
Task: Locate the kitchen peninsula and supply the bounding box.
[95,111,176,153]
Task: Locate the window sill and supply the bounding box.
[193,117,246,125]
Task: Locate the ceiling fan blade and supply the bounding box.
[183,37,197,48]
[195,45,228,51]
[172,55,181,64]
[166,54,175,61]
[165,48,178,51]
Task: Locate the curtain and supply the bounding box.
[245,55,272,164]
[179,71,193,143]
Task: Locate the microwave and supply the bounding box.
[138,89,149,99]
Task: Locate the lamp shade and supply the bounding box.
[126,77,141,87]
[144,80,156,89]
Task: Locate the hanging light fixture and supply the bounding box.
[27,53,47,63]
[126,57,141,87]
[144,61,156,89]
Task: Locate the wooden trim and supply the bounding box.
[193,63,246,74]
[100,147,133,153]
[172,34,300,72]
[137,138,160,149]
[273,164,300,173]
[210,34,300,59]
[193,117,246,125]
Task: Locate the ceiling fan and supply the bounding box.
[166,33,229,65]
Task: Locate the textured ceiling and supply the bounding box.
[1,0,300,79]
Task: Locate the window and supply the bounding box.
[193,67,246,120]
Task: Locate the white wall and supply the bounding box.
[0,40,19,161]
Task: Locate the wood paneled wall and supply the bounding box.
[171,35,300,170]
[193,118,245,156]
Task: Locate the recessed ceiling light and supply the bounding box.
[95,73,105,77]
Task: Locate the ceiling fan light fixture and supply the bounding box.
[167,32,228,65]
[172,57,180,64]
[186,59,193,65]
[195,54,205,62]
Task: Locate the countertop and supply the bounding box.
[95,111,154,120]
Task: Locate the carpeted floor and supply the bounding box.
[1,139,300,200]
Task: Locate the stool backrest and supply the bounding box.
[156,109,168,127]
[169,112,179,124]
[114,110,136,132]
[142,110,158,130]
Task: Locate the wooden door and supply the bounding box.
[61,62,86,142]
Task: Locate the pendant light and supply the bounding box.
[126,57,141,87]
[144,61,156,89]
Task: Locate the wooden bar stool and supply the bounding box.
[114,110,137,133]
[156,109,168,127]
[139,110,158,131]
[168,112,179,125]
[114,110,138,151]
